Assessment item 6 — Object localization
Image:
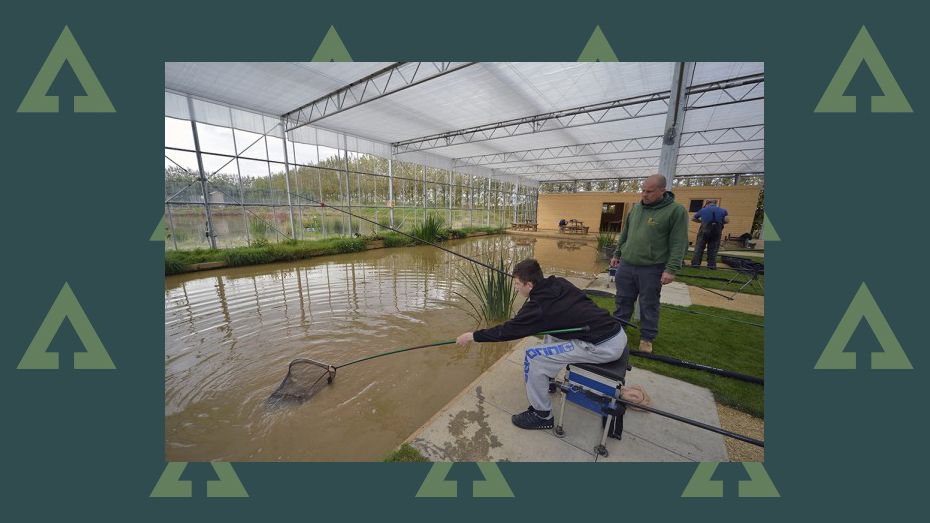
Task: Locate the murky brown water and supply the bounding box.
[165,235,603,461]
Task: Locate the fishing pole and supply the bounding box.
[629,350,763,385]
[555,381,764,447]
[336,326,589,369]
[660,304,764,328]
[615,394,764,447]
[269,327,590,402]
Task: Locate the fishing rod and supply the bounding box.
[270,327,590,402]
[554,380,764,447]
[584,289,762,328]
[582,290,763,383]
[660,304,764,328]
[336,326,589,369]
[688,282,736,301]
[630,350,763,385]
[619,397,764,447]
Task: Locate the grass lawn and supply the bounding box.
[675,255,765,296]
[164,237,370,274]
[587,294,764,418]
[164,226,505,275]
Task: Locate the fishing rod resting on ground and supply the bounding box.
[553,380,764,447]
[629,350,763,385]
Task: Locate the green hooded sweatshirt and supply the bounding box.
[613,191,689,273]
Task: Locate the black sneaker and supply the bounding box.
[512,408,554,430]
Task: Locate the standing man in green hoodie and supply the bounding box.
[609,174,688,353]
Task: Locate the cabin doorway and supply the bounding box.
[600,202,624,232]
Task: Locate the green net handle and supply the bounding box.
[335,326,589,369]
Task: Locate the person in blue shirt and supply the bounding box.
[690,201,729,269]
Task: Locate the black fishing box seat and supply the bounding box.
[572,353,631,383]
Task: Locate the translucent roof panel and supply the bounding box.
[691,62,764,85]
[165,62,392,117]
[320,62,676,144]
[165,62,763,183]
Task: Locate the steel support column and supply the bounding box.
[388,156,395,228]
[187,96,217,249]
[228,108,250,245]
[658,62,695,189]
[315,138,326,237]
[281,118,297,239]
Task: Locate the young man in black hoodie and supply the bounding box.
[456,259,628,430]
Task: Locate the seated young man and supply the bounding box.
[456,259,628,429]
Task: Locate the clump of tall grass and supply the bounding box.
[454,253,518,324]
[164,256,187,275]
[410,213,447,243]
[249,217,271,240]
[596,231,618,250]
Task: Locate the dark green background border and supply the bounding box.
[2,0,922,516]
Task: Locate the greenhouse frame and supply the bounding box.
[164,62,763,250]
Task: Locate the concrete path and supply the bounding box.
[584,273,692,307]
[407,338,727,462]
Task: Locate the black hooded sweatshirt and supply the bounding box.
[473,276,623,344]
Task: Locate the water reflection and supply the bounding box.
[164,235,602,461]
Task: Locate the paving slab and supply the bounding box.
[407,338,727,462]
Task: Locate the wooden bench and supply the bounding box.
[511,222,538,231]
[559,219,589,234]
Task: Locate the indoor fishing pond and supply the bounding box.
[165,234,604,461]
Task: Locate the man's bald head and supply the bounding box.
[644,174,667,190]
[641,174,667,205]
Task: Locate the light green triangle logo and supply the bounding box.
[814,26,912,113]
[151,216,166,241]
[18,26,115,113]
[681,462,723,497]
[151,462,248,498]
[415,462,514,498]
[18,282,115,370]
[815,282,912,370]
[763,212,779,241]
[312,26,352,62]
[578,26,618,62]
[682,462,779,498]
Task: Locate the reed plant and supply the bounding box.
[410,212,447,243]
[596,231,617,250]
[454,253,518,324]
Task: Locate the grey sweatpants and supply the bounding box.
[523,329,627,412]
[614,261,664,341]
